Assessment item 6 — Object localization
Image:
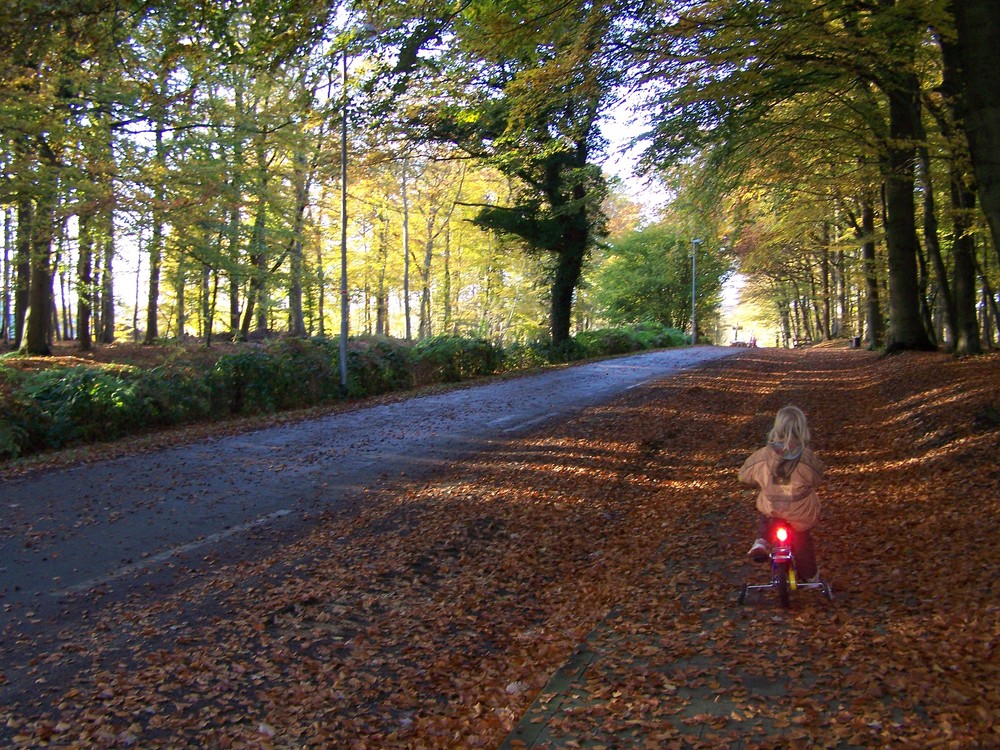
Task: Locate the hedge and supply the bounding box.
[0,325,685,459]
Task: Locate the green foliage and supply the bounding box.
[501,341,553,371]
[210,347,298,415]
[592,223,729,331]
[0,418,26,459]
[0,366,29,458]
[266,338,343,408]
[346,336,413,398]
[17,367,153,449]
[135,366,212,426]
[575,326,684,357]
[410,335,504,385]
[0,326,687,460]
[632,322,688,349]
[545,337,586,364]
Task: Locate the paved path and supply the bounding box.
[0,347,737,716]
[501,540,848,749]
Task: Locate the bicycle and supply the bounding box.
[738,519,834,607]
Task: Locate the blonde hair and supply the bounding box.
[768,405,810,449]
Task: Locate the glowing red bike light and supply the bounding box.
[775,526,789,543]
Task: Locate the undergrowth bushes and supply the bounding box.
[411,335,504,385]
[0,324,684,459]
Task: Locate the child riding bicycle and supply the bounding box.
[738,405,825,581]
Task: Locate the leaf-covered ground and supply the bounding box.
[4,347,999,748]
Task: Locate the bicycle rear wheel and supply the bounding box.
[776,561,790,608]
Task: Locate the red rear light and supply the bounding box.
[775,526,789,543]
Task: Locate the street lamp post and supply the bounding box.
[339,50,349,396]
[691,238,701,345]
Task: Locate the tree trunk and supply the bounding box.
[952,177,982,355]
[94,121,116,345]
[287,145,309,338]
[206,267,220,348]
[229,232,241,339]
[54,218,70,340]
[376,216,389,337]
[918,144,956,348]
[778,299,791,348]
[175,261,185,337]
[315,238,326,338]
[952,0,1000,265]
[820,227,831,338]
[937,14,984,355]
[2,207,12,344]
[442,223,453,334]
[77,213,93,351]
[549,215,587,346]
[548,172,590,347]
[860,199,884,348]
[915,221,936,347]
[201,262,211,339]
[240,145,269,342]
[229,79,246,341]
[21,190,56,355]
[13,198,31,349]
[808,258,825,340]
[145,126,165,344]
[882,71,934,351]
[401,162,412,341]
[98,218,115,344]
[836,249,848,337]
[418,216,434,339]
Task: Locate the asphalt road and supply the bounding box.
[0,346,736,706]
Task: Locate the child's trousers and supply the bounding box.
[758,514,818,580]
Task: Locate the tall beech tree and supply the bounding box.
[389,0,627,345]
[633,0,945,351]
[951,0,1000,265]
[4,0,997,353]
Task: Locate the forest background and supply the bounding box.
[1,0,999,454]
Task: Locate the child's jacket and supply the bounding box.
[738,443,825,531]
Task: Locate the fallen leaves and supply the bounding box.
[2,348,998,748]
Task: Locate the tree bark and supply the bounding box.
[77,213,93,351]
[549,199,589,346]
[918,144,956,347]
[952,0,1000,265]
[820,226,831,338]
[240,138,270,342]
[1,207,12,344]
[860,198,884,348]
[98,215,115,344]
[13,198,31,349]
[401,162,412,341]
[288,145,308,338]
[145,126,165,344]
[21,190,56,355]
[418,221,434,340]
[882,71,934,351]
[376,215,390,337]
[936,16,983,355]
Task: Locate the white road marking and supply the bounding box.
[502,412,559,433]
[53,508,293,597]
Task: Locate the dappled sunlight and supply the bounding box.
[6,348,997,747]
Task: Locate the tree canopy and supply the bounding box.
[1,0,998,355]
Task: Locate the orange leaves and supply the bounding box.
[3,349,998,747]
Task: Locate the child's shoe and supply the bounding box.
[748,538,769,562]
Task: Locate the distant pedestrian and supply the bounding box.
[738,405,825,580]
